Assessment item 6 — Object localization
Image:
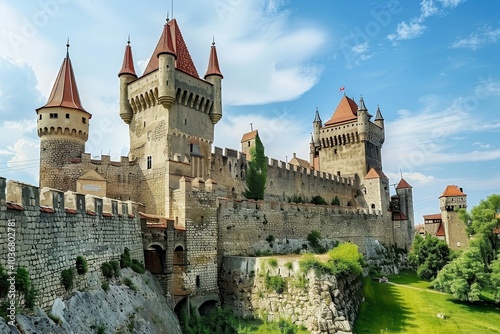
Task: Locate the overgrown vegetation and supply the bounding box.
[307,230,325,253]
[310,195,327,205]
[97,323,107,334]
[101,281,110,292]
[76,256,88,275]
[61,268,75,291]
[409,234,451,280]
[287,194,307,204]
[299,243,364,277]
[123,277,137,292]
[0,267,38,312]
[432,194,500,302]
[243,133,267,200]
[120,249,146,274]
[331,196,341,206]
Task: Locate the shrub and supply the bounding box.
[310,195,327,205]
[110,260,121,277]
[101,281,109,292]
[76,256,88,275]
[24,287,38,310]
[0,265,9,299]
[101,262,114,279]
[121,249,132,268]
[130,259,145,274]
[97,324,107,334]
[308,230,325,253]
[327,243,364,276]
[265,274,286,293]
[266,234,275,243]
[61,268,75,291]
[15,267,31,294]
[294,275,308,290]
[331,196,341,205]
[268,258,278,268]
[285,262,293,271]
[123,278,137,292]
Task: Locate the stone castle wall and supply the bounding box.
[216,197,393,255]
[210,146,356,205]
[0,177,143,309]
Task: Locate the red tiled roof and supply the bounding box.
[436,223,446,237]
[118,40,137,77]
[365,167,387,179]
[423,213,442,220]
[156,22,176,57]
[204,41,223,79]
[143,19,199,78]
[38,50,90,116]
[241,130,258,142]
[324,95,358,126]
[440,185,466,197]
[396,178,412,189]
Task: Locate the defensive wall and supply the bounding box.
[0,177,143,309]
[210,147,356,205]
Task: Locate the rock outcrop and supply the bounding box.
[0,269,181,334]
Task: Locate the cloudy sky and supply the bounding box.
[1,0,499,223]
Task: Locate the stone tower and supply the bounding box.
[310,95,384,181]
[439,185,469,249]
[118,18,223,217]
[396,178,415,242]
[36,43,91,190]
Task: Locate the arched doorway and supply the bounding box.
[144,244,165,273]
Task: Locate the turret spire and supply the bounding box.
[118,36,137,78]
[313,107,322,123]
[375,105,384,121]
[358,95,367,111]
[38,41,88,114]
[204,38,223,79]
[157,22,176,58]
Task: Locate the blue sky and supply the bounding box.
[0,0,499,224]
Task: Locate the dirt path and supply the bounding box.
[386,281,448,295]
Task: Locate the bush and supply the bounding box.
[265,274,286,293]
[101,281,110,292]
[0,265,9,299]
[110,260,121,277]
[76,256,88,275]
[101,262,114,279]
[61,268,75,291]
[285,262,293,271]
[307,230,325,253]
[123,278,137,292]
[97,324,107,334]
[331,196,341,205]
[299,243,364,277]
[15,267,31,294]
[24,287,38,310]
[310,195,327,205]
[130,259,145,274]
[266,234,275,243]
[121,249,132,268]
[268,258,278,268]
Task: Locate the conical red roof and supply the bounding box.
[365,167,387,179]
[118,40,137,77]
[204,41,223,79]
[440,185,466,197]
[38,50,89,115]
[396,178,412,189]
[143,19,199,78]
[324,95,358,126]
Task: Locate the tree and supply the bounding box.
[243,133,267,200]
[432,194,500,302]
[409,234,450,280]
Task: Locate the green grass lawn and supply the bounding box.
[354,272,500,334]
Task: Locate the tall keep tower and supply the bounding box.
[439,185,469,249]
[36,43,91,190]
[310,95,384,181]
[118,19,223,217]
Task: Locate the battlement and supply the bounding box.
[0,177,137,218]
[69,153,135,167]
[212,146,353,186]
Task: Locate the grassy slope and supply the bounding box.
[354,273,500,334]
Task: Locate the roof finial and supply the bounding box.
[400,169,403,179]
[166,11,170,22]
[66,37,70,58]
[127,34,130,45]
[250,122,253,131]
[212,35,215,46]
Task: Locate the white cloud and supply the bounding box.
[452,25,500,50]
[473,142,492,149]
[387,0,465,42]
[386,171,435,184]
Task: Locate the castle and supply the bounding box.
[1,18,415,314]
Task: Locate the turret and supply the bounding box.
[374,105,385,144]
[204,39,223,124]
[357,95,369,141]
[118,37,137,124]
[36,41,91,190]
[157,20,177,109]
[313,108,322,146]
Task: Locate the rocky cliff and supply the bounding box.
[0,269,181,334]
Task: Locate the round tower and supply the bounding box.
[36,43,91,190]
[313,107,322,146]
[357,95,369,141]
[118,37,137,124]
[204,39,223,124]
[157,20,177,109]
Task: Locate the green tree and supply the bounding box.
[433,194,500,302]
[243,133,267,200]
[409,235,450,280]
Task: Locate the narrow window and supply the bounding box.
[196,275,200,288]
[147,156,152,169]
[39,114,42,120]
[66,113,70,119]
[184,119,187,125]
[82,117,86,124]
[50,113,58,119]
